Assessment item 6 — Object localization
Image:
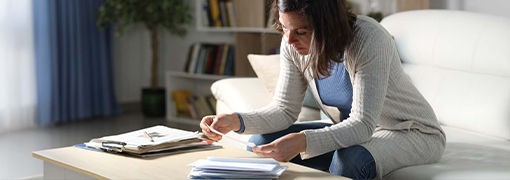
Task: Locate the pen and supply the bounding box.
[144,131,154,142]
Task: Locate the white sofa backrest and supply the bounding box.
[381,10,510,140]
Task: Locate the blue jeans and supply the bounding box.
[247,122,377,180]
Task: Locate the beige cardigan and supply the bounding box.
[238,16,446,179]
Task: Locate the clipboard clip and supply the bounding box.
[100,141,127,153]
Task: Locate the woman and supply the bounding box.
[200,0,446,179]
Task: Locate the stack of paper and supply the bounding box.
[188,157,288,179]
[77,125,221,157]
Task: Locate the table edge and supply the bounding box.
[32,150,108,180]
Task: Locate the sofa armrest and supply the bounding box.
[211,77,327,150]
[211,78,272,114]
[211,77,323,121]
[210,78,271,150]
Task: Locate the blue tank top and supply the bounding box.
[315,60,353,121]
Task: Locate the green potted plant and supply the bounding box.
[96,0,192,117]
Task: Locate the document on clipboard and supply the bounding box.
[77,125,221,156]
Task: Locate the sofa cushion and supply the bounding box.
[381,10,510,141]
[384,125,510,180]
[212,78,272,113]
[401,64,510,141]
[247,54,319,110]
[247,54,280,98]
[381,10,510,77]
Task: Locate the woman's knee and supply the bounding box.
[329,145,376,180]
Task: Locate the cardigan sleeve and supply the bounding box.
[300,26,396,159]
[236,39,308,135]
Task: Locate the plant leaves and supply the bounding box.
[95,0,192,37]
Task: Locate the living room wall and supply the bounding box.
[113,1,234,103]
[462,0,510,18]
[431,0,510,18]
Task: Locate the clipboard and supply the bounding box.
[83,125,204,153]
[74,141,222,158]
[88,139,127,153]
[76,125,222,158]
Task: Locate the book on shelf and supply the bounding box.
[185,44,201,73]
[225,0,236,27]
[195,46,207,74]
[191,97,204,119]
[205,45,218,74]
[184,44,194,73]
[184,43,235,76]
[201,1,211,27]
[209,0,222,27]
[186,96,199,119]
[197,96,215,116]
[205,1,214,27]
[202,0,276,29]
[223,45,235,76]
[172,90,194,118]
[218,0,228,27]
[213,44,224,75]
[172,91,217,120]
[201,0,239,28]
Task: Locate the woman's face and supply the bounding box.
[279,12,312,55]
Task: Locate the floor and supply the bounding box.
[0,112,200,179]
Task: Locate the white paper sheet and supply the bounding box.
[188,159,278,172]
[197,165,288,176]
[207,157,278,164]
[205,124,256,148]
[189,168,279,179]
[188,157,288,179]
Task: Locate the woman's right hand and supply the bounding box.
[200,112,241,141]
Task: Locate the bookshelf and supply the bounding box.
[166,0,281,125]
[195,0,282,77]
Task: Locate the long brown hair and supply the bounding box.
[272,0,357,80]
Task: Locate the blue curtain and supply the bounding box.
[33,0,121,125]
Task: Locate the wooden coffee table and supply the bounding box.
[33,144,348,179]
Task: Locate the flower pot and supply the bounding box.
[141,88,166,117]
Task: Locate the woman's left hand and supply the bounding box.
[251,132,307,162]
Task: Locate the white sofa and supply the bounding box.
[211,10,510,179]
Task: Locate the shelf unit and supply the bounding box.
[195,0,282,77]
[166,0,281,125]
